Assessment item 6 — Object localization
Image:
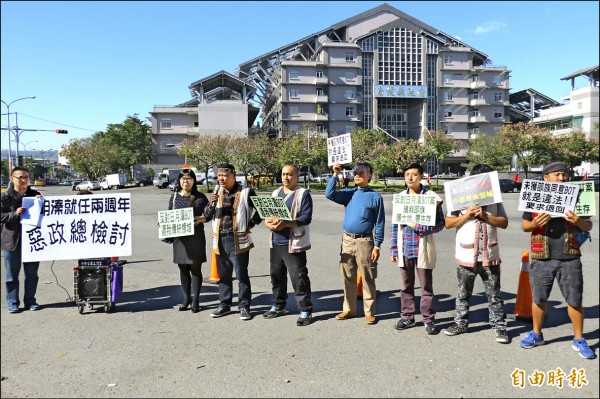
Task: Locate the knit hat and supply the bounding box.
[542,161,567,175]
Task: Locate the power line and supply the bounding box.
[17,113,100,132]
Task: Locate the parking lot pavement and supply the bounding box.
[1,186,598,398]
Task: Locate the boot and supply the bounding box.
[191,275,202,313]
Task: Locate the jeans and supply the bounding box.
[3,247,40,310]
[399,257,435,324]
[269,245,312,312]
[216,236,251,309]
[454,263,506,328]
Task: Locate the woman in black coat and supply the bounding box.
[167,169,209,313]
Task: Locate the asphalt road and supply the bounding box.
[1,184,598,398]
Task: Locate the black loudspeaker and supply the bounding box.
[77,266,108,301]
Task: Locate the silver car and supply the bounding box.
[76,180,100,191]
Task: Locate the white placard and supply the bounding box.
[444,171,503,212]
[518,179,580,217]
[21,193,132,262]
[327,133,352,166]
[157,208,195,239]
[392,192,439,226]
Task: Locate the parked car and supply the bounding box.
[76,180,100,191]
[71,179,83,191]
[197,177,217,186]
[319,173,333,184]
[235,172,248,185]
[298,172,317,183]
[45,178,58,186]
[499,179,522,193]
[60,179,72,186]
[249,173,273,186]
[34,179,46,187]
[581,177,600,192]
[135,177,153,187]
[168,180,178,191]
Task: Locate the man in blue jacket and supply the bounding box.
[326,162,385,325]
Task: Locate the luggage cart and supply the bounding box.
[73,257,125,314]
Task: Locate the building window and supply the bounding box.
[445,92,453,101]
[473,74,480,82]
[316,124,324,133]
[471,109,480,117]
[160,119,172,129]
[289,106,299,116]
[345,71,356,81]
[472,92,480,100]
[345,107,354,117]
[193,121,199,127]
[316,88,324,96]
[493,75,503,85]
[345,90,355,99]
[444,110,453,118]
[495,112,503,118]
[289,88,300,98]
[443,73,453,84]
[443,55,452,65]
[289,70,299,80]
[345,52,355,62]
[316,70,324,78]
[494,92,503,102]
[290,124,299,132]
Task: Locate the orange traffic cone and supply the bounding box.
[203,250,220,284]
[514,251,532,320]
[357,270,363,298]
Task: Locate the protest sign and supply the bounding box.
[250,196,292,220]
[444,171,502,212]
[21,193,132,262]
[158,208,195,239]
[572,181,596,217]
[518,179,580,217]
[392,192,438,226]
[327,133,352,166]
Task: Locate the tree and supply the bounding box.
[423,129,458,185]
[61,137,123,180]
[549,131,600,176]
[276,131,312,188]
[101,114,152,167]
[464,134,512,172]
[180,135,231,190]
[497,122,554,178]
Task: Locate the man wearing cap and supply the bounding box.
[326,161,385,325]
[520,161,595,359]
[203,163,262,321]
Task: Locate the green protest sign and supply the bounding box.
[573,181,597,217]
[250,196,292,220]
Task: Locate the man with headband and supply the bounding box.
[520,161,595,359]
[203,163,262,321]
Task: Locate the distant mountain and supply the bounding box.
[1,149,58,160]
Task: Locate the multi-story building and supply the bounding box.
[151,3,510,171]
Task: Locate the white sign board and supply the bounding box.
[157,208,195,239]
[21,193,132,262]
[392,193,439,226]
[327,133,352,166]
[518,179,580,217]
[250,196,293,220]
[444,171,503,212]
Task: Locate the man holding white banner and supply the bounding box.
[520,161,595,359]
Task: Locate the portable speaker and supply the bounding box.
[77,267,108,300]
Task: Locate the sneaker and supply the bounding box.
[572,338,596,359]
[395,318,416,330]
[494,328,510,344]
[210,305,232,318]
[425,322,439,335]
[520,330,544,349]
[443,322,468,336]
[296,311,312,326]
[25,303,41,311]
[8,306,21,314]
[239,308,252,320]
[263,305,288,319]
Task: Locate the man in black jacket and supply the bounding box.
[1,167,43,313]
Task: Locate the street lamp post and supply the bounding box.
[1,96,36,171]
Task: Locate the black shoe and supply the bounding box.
[178,304,190,311]
[210,305,232,318]
[443,322,468,336]
[395,318,416,330]
[425,322,439,335]
[263,305,288,319]
[191,306,200,314]
[296,311,312,326]
[239,308,252,320]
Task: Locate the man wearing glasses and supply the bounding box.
[1,167,43,313]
